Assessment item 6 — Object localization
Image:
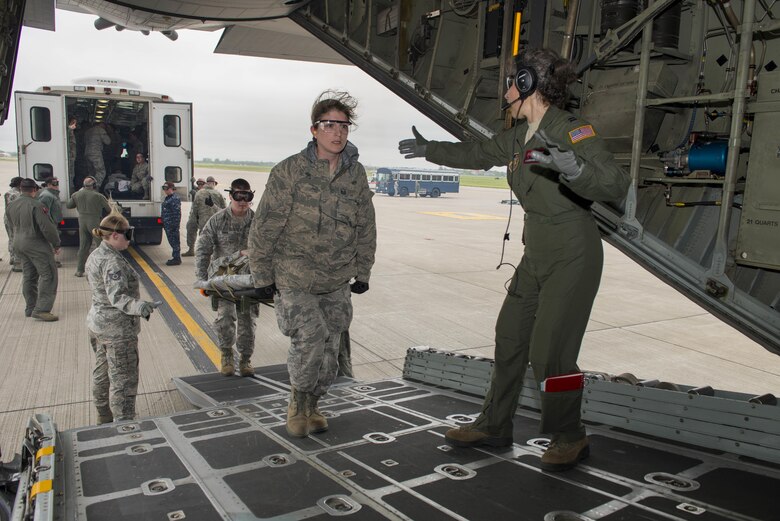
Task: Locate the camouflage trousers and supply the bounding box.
[89,331,139,421]
[86,153,106,187]
[4,218,15,264]
[215,299,258,359]
[275,285,352,396]
[185,214,198,250]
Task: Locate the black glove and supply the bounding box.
[254,283,277,301]
[398,126,428,159]
[351,280,369,294]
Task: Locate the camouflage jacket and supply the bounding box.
[37,187,63,224]
[195,207,254,281]
[130,162,151,193]
[85,241,144,339]
[161,192,181,226]
[190,187,226,228]
[249,140,377,293]
[6,194,60,250]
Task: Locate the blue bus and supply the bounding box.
[374,167,460,197]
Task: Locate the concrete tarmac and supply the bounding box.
[1,160,779,462]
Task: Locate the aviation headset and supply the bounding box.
[510,60,538,100]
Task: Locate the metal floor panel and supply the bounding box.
[51,379,780,521]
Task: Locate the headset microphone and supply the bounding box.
[501,97,521,111]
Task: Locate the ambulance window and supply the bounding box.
[165,166,182,183]
[30,107,51,142]
[163,115,180,147]
[33,164,53,180]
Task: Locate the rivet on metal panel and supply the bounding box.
[340,470,356,478]
[167,510,186,520]
[118,423,139,433]
[381,459,398,467]
[363,432,395,444]
[437,445,453,452]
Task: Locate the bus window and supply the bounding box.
[33,163,53,180]
[411,173,421,181]
[165,166,182,183]
[422,174,431,181]
[399,173,410,180]
[163,115,180,147]
[30,107,51,142]
[432,175,442,181]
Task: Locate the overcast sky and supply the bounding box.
[0,9,457,168]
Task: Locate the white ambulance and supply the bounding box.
[14,77,193,244]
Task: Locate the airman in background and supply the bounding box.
[130,153,151,199]
[183,177,205,256]
[161,182,182,265]
[67,176,112,277]
[195,178,257,377]
[182,176,225,257]
[4,176,23,271]
[6,179,61,321]
[37,177,63,267]
[67,117,78,193]
[84,122,111,189]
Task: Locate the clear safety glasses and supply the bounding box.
[315,120,352,134]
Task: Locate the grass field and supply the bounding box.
[195,164,508,189]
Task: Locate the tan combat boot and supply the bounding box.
[307,393,328,433]
[286,386,309,438]
[220,349,234,376]
[238,357,254,377]
[540,437,590,472]
[181,249,195,257]
[32,311,59,322]
[444,423,513,448]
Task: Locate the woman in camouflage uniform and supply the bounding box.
[249,90,377,438]
[85,212,160,424]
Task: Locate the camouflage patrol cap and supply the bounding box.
[206,176,217,184]
[20,178,39,190]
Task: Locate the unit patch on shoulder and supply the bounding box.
[568,125,596,144]
[108,270,121,281]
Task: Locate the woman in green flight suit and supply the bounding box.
[399,48,630,471]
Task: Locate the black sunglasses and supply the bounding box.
[231,190,254,202]
[100,226,134,241]
[196,181,205,186]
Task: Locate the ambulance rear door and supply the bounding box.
[15,91,66,191]
[151,101,193,202]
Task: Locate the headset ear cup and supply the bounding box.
[515,66,537,99]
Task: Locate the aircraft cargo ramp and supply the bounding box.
[10,350,779,521]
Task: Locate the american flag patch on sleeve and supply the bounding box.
[568,125,596,144]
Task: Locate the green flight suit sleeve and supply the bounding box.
[544,122,630,204]
[425,125,525,170]
[354,163,376,282]
[34,203,60,248]
[66,192,77,209]
[100,195,111,215]
[248,162,294,287]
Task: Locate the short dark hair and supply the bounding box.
[513,48,577,109]
[10,176,23,188]
[230,178,251,191]
[20,178,39,192]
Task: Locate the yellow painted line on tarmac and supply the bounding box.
[128,247,221,367]
[420,211,504,220]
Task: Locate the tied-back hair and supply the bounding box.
[311,89,358,128]
[92,209,128,240]
[515,48,578,109]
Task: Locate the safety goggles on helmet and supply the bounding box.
[100,225,134,241]
[196,181,205,186]
[230,190,254,202]
[314,120,352,134]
